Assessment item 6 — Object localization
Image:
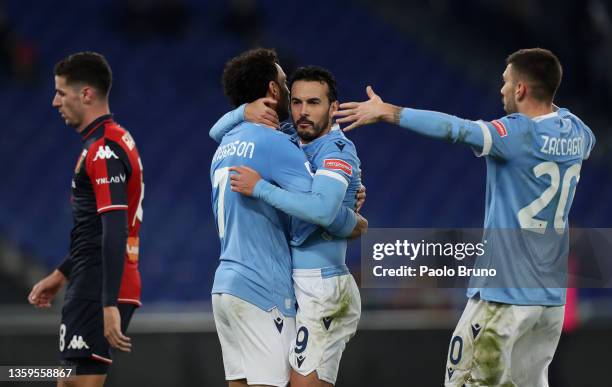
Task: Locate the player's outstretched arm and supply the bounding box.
[28,269,66,308]
[335,86,487,150]
[333,86,402,131]
[229,166,347,227]
[209,98,280,143]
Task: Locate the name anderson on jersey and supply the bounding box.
[213,140,255,162]
[540,135,583,156]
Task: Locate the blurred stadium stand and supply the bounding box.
[0,0,611,385]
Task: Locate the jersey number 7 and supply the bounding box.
[213,167,229,238]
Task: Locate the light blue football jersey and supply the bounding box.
[290,126,362,272]
[210,122,317,316]
[466,109,595,305]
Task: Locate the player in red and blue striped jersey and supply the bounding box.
[29,52,144,386]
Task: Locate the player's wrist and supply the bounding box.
[51,269,67,284]
[380,103,402,125]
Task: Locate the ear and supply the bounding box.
[515,82,527,101]
[268,81,279,99]
[330,100,339,114]
[81,86,95,105]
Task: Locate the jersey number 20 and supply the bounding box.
[518,161,581,234]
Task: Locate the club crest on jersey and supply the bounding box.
[93,145,119,161]
[491,120,508,137]
[74,149,87,173]
[323,159,352,176]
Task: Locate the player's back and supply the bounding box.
[210,122,298,316]
[469,108,596,305]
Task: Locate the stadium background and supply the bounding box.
[0,0,611,385]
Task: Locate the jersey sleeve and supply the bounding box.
[315,140,360,186]
[254,134,353,227]
[474,115,531,160]
[209,104,246,143]
[582,124,596,160]
[86,139,131,214]
[398,108,530,161]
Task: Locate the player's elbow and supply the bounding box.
[309,202,339,227]
[209,128,222,142]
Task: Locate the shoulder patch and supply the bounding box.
[324,159,352,176]
[491,120,508,137]
[334,141,346,152]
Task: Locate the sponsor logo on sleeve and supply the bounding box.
[491,120,508,137]
[95,174,126,185]
[323,159,352,176]
[122,132,136,150]
[93,145,119,161]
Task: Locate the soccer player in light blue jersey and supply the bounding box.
[211,50,366,387]
[211,66,363,387]
[334,48,596,387]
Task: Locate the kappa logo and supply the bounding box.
[93,145,119,161]
[67,335,90,350]
[323,159,352,176]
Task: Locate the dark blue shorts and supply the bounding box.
[59,298,136,375]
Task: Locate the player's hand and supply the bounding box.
[245,98,279,129]
[349,212,369,239]
[229,166,261,196]
[355,184,366,213]
[28,269,66,308]
[334,86,399,131]
[103,306,132,353]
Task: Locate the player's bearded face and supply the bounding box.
[291,80,337,143]
[501,65,518,114]
[52,76,85,129]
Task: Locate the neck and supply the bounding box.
[518,101,554,119]
[77,105,111,133]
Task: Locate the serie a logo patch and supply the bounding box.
[323,159,352,176]
[491,120,508,137]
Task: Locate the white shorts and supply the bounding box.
[445,298,564,387]
[212,293,296,387]
[289,268,361,385]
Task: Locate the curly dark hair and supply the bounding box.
[289,66,338,103]
[506,48,562,103]
[54,52,112,97]
[222,48,279,107]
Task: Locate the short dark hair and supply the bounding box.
[289,66,338,103]
[222,48,279,107]
[54,52,113,97]
[506,48,562,103]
